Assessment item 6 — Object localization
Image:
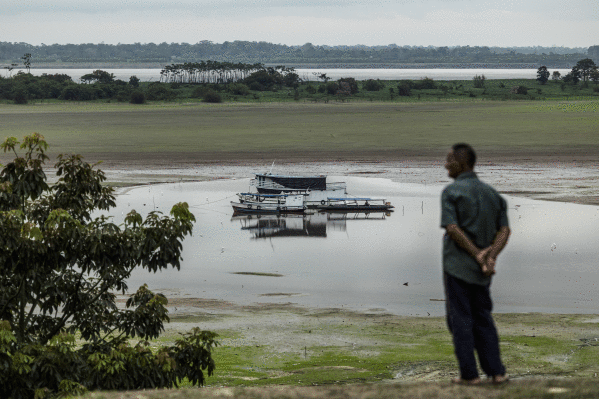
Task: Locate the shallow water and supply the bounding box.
[22,68,573,82]
[107,176,599,316]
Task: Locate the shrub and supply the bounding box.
[243,69,282,91]
[305,85,317,94]
[191,85,208,98]
[13,89,28,104]
[317,84,326,93]
[399,80,413,89]
[40,73,73,83]
[338,77,359,94]
[248,81,265,91]
[363,79,385,91]
[510,85,528,95]
[413,77,437,90]
[60,84,96,101]
[114,91,128,102]
[146,83,176,101]
[130,90,146,104]
[473,74,486,88]
[283,72,300,88]
[397,83,411,96]
[536,66,550,85]
[203,90,222,103]
[227,83,250,96]
[326,82,339,95]
[129,75,140,87]
[552,71,561,81]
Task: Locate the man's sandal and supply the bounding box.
[491,374,509,384]
[451,377,482,385]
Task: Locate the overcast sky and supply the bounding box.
[1,0,597,47]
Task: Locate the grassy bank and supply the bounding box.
[77,309,599,398]
[1,100,598,163]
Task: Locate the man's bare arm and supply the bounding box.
[488,226,510,260]
[445,224,510,276]
[483,226,511,275]
[445,224,484,262]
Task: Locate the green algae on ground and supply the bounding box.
[78,309,599,399]
[150,308,599,388]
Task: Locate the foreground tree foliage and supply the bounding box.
[0,134,217,399]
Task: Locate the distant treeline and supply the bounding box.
[2,58,598,106]
[1,41,598,67]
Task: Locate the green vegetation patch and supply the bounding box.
[145,311,599,389]
[2,101,598,162]
[79,311,599,399]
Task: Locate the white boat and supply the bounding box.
[249,173,347,208]
[231,193,305,214]
[233,171,394,214]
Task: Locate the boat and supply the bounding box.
[231,193,305,214]
[232,171,394,214]
[316,197,394,212]
[249,173,347,209]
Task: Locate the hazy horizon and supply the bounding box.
[1,0,597,48]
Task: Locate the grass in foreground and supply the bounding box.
[77,311,599,398]
[80,379,599,399]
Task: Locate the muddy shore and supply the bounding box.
[87,150,599,205]
[94,151,599,388]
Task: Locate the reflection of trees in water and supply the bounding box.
[232,212,390,239]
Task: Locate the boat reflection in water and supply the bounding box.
[232,211,391,239]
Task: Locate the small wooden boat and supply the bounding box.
[316,197,394,212]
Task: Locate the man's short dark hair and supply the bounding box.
[452,143,476,168]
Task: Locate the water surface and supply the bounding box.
[109,177,599,316]
[20,68,572,83]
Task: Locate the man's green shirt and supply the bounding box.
[441,171,509,285]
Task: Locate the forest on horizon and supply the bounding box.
[2,41,598,68]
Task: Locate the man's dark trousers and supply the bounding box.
[444,272,505,380]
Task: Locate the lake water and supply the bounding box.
[108,177,599,316]
[16,68,573,83]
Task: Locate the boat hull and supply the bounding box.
[231,201,304,215]
[316,205,394,212]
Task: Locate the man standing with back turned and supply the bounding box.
[441,143,510,385]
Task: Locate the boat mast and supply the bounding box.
[268,160,276,175]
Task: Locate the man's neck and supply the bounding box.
[455,168,474,179]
